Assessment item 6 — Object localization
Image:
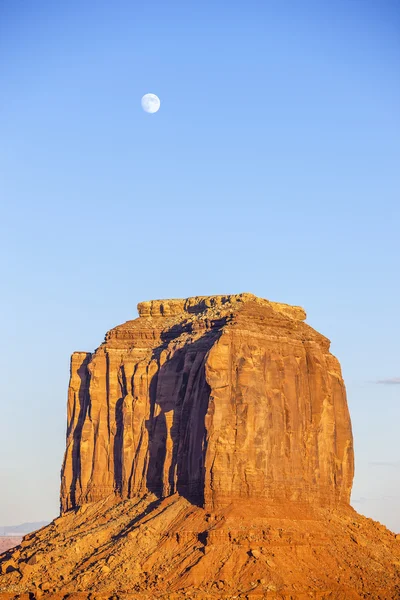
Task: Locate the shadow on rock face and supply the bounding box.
[69,353,92,509]
[145,328,225,507]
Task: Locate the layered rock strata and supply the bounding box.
[60,293,354,512]
[3,293,399,599]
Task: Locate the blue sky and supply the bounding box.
[0,1,399,530]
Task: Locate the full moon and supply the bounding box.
[141,93,161,114]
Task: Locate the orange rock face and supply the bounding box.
[61,293,354,513]
[1,294,399,599]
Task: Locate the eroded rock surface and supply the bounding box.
[60,293,353,512]
[1,495,399,599]
[1,293,399,599]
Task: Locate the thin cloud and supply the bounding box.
[369,461,400,468]
[376,377,400,385]
[352,496,368,504]
[352,495,398,502]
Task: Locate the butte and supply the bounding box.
[1,293,399,599]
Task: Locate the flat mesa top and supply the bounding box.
[101,293,313,350]
[136,292,307,321]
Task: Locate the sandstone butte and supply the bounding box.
[1,293,399,600]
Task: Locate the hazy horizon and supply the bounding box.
[1,1,399,531]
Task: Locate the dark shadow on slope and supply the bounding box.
[111,498,163,541]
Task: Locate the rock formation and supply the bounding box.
[1,293,399,599]
[60,293,353,512]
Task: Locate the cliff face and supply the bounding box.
[3,293,400,600]
[60,293,354,513]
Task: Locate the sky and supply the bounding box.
[0,0,399,531]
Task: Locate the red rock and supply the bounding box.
[1,294,399,599]
[60,293,353,512]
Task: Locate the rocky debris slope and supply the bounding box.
[1,293,399,599]
[0,494,399,599]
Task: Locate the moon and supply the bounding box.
[141,93,161,114]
